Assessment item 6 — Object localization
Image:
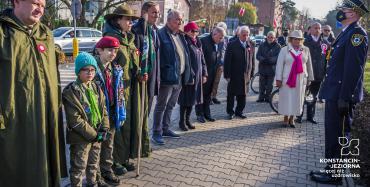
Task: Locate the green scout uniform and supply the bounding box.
[0,9,66,187]
[104,28,151,164]
[63,81,110,187]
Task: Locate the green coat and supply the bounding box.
[62,81,110,144]
[104,23,151,163]
[0,9,66,186]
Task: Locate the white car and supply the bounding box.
[53,27,102,54]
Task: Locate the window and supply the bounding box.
[93,31,102,37]
[81,30,92,37]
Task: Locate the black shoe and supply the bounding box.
[196,115,206,123]
[102,174,121,186]
[310,173,342,185]
[186,121,195,129]
[307,118,318,124]
[289,124,296,128]
[295,117,302,123]
[179,123,188,131]
[256,99,264,103]
[212,98,221,104]
[228,114,234,120]
[86,184,98,187]
[235,113,246,119]
[122,162,136,172]
[162,130,180,138]
[204,116,216,122]
[97,179,110,187]
[112,163,127,176]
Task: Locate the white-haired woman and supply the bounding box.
[275,30,314,127]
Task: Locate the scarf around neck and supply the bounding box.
[286,50,304,88]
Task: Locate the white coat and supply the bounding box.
[275,44,314,116]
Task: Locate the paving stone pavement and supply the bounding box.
[59,64,354,187]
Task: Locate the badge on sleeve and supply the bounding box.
[351,34,364,47]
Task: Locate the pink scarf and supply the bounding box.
[286,50,303,88]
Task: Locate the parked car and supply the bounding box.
[252,35,266,46]
[53,27,102,55]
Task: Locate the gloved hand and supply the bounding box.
[337,99,350,116]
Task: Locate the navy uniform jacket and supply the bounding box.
[319,22,368,103]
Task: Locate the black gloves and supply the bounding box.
[337,99,350,116]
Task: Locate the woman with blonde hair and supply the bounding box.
[275,30,314,127]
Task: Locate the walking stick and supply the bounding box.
[136,12,149,177]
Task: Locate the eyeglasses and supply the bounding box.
[323,29,331,32]
[80,68,96,73]
[191,30,199,33]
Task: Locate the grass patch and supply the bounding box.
[365,61,370,92]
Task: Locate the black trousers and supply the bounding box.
[299,81,321,119]
[226,94,246,115]
[258,75,274,100]
[324,100,354,159]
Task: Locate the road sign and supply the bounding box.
[70,0,82,19]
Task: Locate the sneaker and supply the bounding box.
[151,134,165,145]
[113,163,127,176]
[212,98,221,104]
[162,130,180,138]
[102,174,120,186]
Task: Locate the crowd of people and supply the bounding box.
[0,0,368,186]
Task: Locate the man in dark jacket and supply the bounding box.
[195,26,226,123]
[321,25,336,44]
[224,26,255,120]
[256,31,281,102]
[277,29,289,47]
[297,22,329,124]
[152,10,191,145]
[132,1,161,113]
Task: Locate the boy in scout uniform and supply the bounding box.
[62,52,110,187]
[311,0,369,185]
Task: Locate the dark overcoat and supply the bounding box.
[304,35,330,82]
[178,36,208,106]
[256,41,281,76]
[224,39,255,96]
[200,35,223,96]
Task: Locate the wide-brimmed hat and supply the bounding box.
[338,0,369,16]
[288,30,304,39]
[104,4,140,20]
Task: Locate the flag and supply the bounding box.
[238,8,245,16]
[273,18,277,28]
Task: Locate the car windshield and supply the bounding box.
[53,28,70,37]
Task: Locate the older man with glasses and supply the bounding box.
[321,25,336,44]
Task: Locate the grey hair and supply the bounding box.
[322,25,332,30]
[167,10,181,21]
[267,31,276,37]
[239,26,250,33]
[216,22,227,31]
[212,26,226,36]
[310,22,321,28]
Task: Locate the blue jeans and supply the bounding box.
[152,84,182,135]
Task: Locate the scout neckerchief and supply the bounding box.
[141,25,155,75]
[77,80,102,128]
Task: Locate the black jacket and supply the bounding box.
[224,39,255,95]
[256,41,281,76]
[132,18,160,97]
[277,36,287,47]
[200,35,223,95]
[304,35,330,82]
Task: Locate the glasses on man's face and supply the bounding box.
[324,29,331,32]
[81,68,96,73]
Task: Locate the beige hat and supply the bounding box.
[104,4,140,20]
[288,30,304,39]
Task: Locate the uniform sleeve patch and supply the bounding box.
[351,34,364,46]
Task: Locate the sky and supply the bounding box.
[291,0,340,20]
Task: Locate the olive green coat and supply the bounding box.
[62,81,110,144]
[0,9,66,187]
[104,24,151,163]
